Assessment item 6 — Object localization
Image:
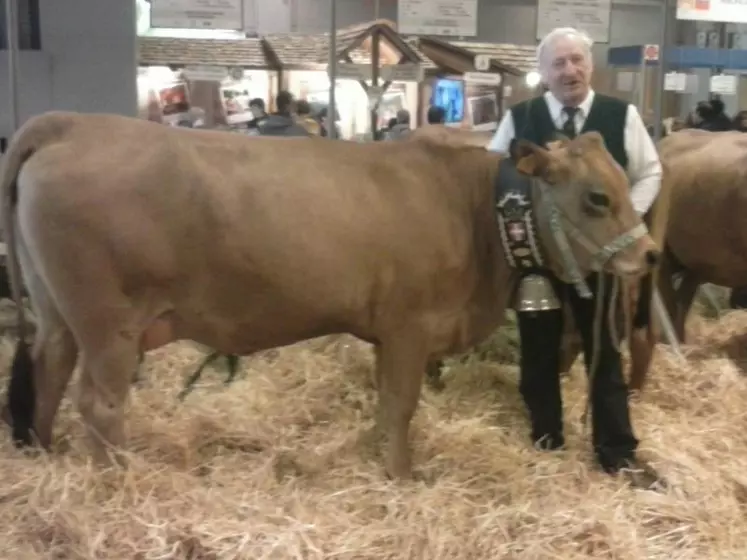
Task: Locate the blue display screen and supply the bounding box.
[430,78,465,124]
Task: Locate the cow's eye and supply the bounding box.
[583,189,610,216]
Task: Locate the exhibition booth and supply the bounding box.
[135,11,542,138]
[136,20,435,138]
[137,36,276,128]
[263,20,437,139]
[411,36,538,131]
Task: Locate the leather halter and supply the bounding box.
[494,159,648,298]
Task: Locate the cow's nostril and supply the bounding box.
[645,250,660,267]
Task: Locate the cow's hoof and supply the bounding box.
[385,464,414,482]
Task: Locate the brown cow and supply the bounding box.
[652,129,747,342]
[0,111,658,480]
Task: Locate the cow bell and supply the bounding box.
[514,274,561,312]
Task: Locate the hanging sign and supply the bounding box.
[463,72,503,86]
[150,0,243,30]
[643,44,659,62]
[710,74,737,95]
[664,72,687,92]
[183,65,228,82]
[536,0,612,43]
[678,0,747,24]
[474,54,491,71]
[398,0,478,37]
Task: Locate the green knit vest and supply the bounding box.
[509,93,629,170]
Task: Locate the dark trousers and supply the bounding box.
[517,272,638,472]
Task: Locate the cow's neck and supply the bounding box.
[463,151,521,337]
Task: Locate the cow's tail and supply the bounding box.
[0,112,69,445]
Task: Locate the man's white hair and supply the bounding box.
[536,27,594,69]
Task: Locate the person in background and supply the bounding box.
[386,109,412,140]
[318,107,342,139]
[296,100,321,136]
[487,26,664,490]
[427,105,446,125]
[733,110,747,132]
[376,117,398,141]
[694,98,733,132]
[246,98,268,132]
[257,91,310,137]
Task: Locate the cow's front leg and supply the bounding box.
[374,333,428,480]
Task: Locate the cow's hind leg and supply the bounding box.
[374,333,428,480]
[5,276,78,450]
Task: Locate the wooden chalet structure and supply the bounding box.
[262,20,438,132]
[409,36,539,122]
[137,36,277,126]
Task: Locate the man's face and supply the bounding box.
[542,36,592,106]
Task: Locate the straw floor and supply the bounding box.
[1,308,747,559]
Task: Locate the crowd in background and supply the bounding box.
[174,89,450,141]
[659,97,747,135]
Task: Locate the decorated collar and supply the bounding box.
[494,159,546,271]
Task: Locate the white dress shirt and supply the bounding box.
[487,90,662,216]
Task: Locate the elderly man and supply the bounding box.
[488,27,663,488]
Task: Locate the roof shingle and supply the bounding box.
[264,20,437,70]
[138,36,270,68]
[137,21,439,72]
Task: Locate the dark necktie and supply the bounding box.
[561,106,579,139]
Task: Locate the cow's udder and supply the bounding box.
[140,316,176,352]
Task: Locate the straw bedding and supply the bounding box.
[1,308,747,559]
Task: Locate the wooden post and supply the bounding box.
[371,28,380,138]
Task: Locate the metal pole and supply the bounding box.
[327,0,337,139]
[700,284,724,316]
[6,0,20,134]
[652,288,685,363]
[649,0,685,363]
[652,0,671,140]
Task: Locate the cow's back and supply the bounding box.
[659,130,747,284]
[16,112,504,354]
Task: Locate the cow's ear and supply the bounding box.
[510,139,551,176]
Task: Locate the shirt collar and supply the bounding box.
[544,89,595,122]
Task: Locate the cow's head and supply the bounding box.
[509,131,659,285]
